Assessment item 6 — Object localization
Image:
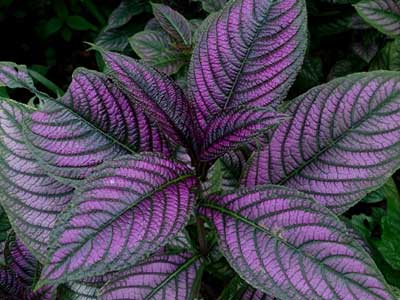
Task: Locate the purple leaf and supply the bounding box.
[200,185,395,300]
[5,238,56,299]
[187,0,307,134]
[99,50,195,147]
[243,72,400,214]
[0,268,25,299]
[6,238,37,287]
[39,153,197,285]
[151,3,192,45]
[99,252,203,300]
[25,69,171,182]
[0,267,55,300]
[0,98,74,262]
[354,0,400,37]
[200,107,287,161]
[129,30,186,75]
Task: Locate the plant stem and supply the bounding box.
[196,216,208,255]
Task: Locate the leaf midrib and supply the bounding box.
[144,254,200,299]
[222,3,273,110]
[34,98,137,155]
[52,173,194,265]
[278,87,400,185]
[202,202,387,299]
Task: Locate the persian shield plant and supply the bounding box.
[0,0,400,299]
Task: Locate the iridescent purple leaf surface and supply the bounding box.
[200,107,287,161]
[0,267,55,300]
[243,72,400,214]
[39,153,197,285]
[6,238,37,287]
[99,252,203,300]
[0,237,55,300]
[151,3,192,45]
[200,185,395,300]
[188,0,307,134]
[25,69,170,182]
[0,98,74,262]
[6,238,56,299]
[355,0,400,37]
[100,50,195,146]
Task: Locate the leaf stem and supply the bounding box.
[196,216,208,255]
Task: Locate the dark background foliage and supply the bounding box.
[1,0,400,297]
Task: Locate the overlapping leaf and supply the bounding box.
[24,69,170,182]
[39,154,197,285]
[355,0,400,37]
[104,0,147,31]
[99,50,195,146]
[58,282,99,300]
[0,98,74,261]
[0,237,54,299]
[243,72,400,213]
[187,0,307,133]
[199,107,287,161]
[0,268,25,299]
[129,30,186,75]
[200,185,395,300]
[99,252,203,300]
[0,267,55,300]
[202,159,239,196]
[6,238,38,287]
[220,277,276,300]
[0,206,10,265]
[0,63,36,93]
[195,0,228,13]
[151,3,192,45]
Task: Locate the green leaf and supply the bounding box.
[62,28,72,42]
[105,0,147,31]
[376,213,400,270]
[129,30,186,75]
[194,0,228,13]
[352,30,380,63]
[53,0,68,20]
[355,0,400,37]
[28,69,63,97]
[96,22,144,52]
[66,15,97,31]
[43,17,63,37]
[220,277,275,300]
[371,39,400,71]
[202,158,238,196]
[0,62,49,99]
[0,206,10,266]
[151,3,192,45]
[362,178,398,204]
[58,282,99,300]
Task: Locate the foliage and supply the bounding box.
[0,0,400,299]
